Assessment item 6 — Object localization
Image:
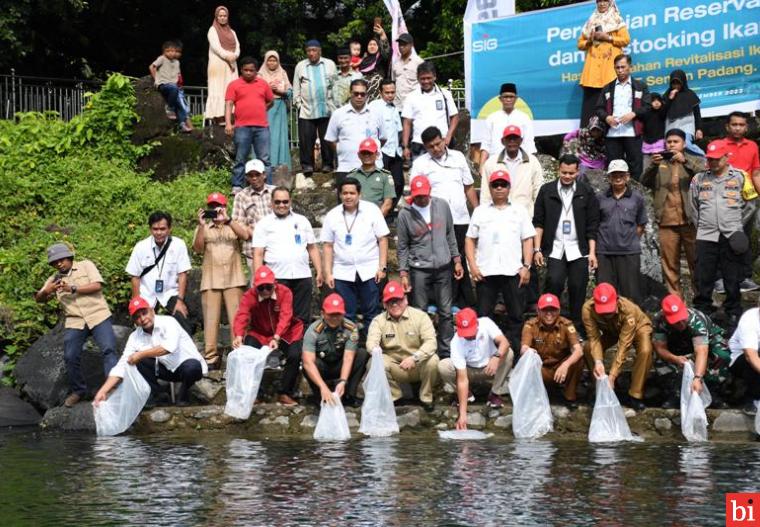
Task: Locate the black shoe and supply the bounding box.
[626,396,646,412]
[176,399,191,407]
[661,395,679,409]
[421,401,435,412]
[743,401,758,416]
[563,398,579,411]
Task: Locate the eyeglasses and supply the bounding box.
[257,284,274,292]
[351,92,367,97]
[273,199,290,205]
[386,298,404,305]
[490,182,510,189]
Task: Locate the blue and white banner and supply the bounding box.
[466,0,760,137]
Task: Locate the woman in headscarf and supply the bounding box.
[577,0,630,126]
[205,6,240,123]
[662,69,704,156]
[359,22,390,101]
[562,115,607,182]
[259,51,293,170]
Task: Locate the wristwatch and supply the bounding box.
[70,285,78,295]
[533,248,542,254]
[522,263,531,269]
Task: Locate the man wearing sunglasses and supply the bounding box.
[232,265,304,406]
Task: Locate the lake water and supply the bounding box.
[0,430,757,526]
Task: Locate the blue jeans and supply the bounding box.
[63,318,119,395]
[232,125,272,187]
[158,83,189,125]
[335,275,380,340]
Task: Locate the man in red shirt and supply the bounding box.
[225,56,275,193]
[232,265,304,406]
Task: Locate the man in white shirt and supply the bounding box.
[412,126,478,307]
[438,308,513,428]
[401,61,459,161]
[252,187,323,326]
[728,304,760,415]
[391,33,424,110]
[465,170,536,346]
[369,79,405,210]
[480,83,537,164]
[325,78,385,184]
[321,177,390,339]
[125,211,193,335]
[93,297,207,407]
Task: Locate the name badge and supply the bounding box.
[562,220,572,235]
[154,279,164,293]
[436,100,443,111]
[295,233,302,245]
[492,231,500,244]
[345,233,353,245]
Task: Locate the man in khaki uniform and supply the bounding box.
[521,293,584,407]
[366,280,439,410]
[582,282,653,411]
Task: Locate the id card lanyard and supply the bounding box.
[152,242,168,293]
[342,205,359,246]
[560,187,574,236]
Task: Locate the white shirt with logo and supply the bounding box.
[411,149,473,225]
[450,317,503,369]
[251,212,316,280]
[125,236,192,308]
[466,202,536,277]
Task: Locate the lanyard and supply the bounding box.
[559,186,574,217]
[152,243,168,278]
[343,205,359,234]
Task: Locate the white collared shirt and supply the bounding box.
[401,86,458,144]
[411,149,474,225]
[110,315,207,378]
[369,98,402,158]
[450,317,503,369]
[481,108,537,155]
[251,211,316,280]
[320,201,390,282]
[607,78,635,138]
[466,202,536,277]
[550,181,583,262]
[728,307,760,366]
[125,236,192,308]
[324,102,385,172]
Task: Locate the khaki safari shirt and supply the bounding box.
[521,316,580,369]
[44,259,111,330]
[366,306,437,362]
[193,223,247,291]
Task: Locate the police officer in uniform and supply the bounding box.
[345,139,396,216]
[302,293,369,406]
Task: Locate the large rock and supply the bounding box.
[40,402,95,432]
[14,323,132,410]
[0,387,41,427]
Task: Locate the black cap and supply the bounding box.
[337,47,350,56]
[396,33,414,44]
[500,83,517,95]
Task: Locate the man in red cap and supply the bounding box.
[301,293,368,407]
[342,138,396,215]
[439,308,512,426]
[94,297,207,408]
[397,174,463,359]
[232,265,305,406]
[366,281,439,410]
[651,294,730,408]
[520,293,584,408]
[192,192,248,370]
[582,282,653,411]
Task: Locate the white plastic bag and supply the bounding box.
[437,430,493,440]
[508,349,553,439]
[588,376,640,442]
[94,365,151,436]
[680,361,712,442]
[313,392,351,441]
[359,347,399,437]
[224,345,270,420]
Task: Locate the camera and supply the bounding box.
[53,273,64,284]
[660,151,675,161]
[203,209,218,219]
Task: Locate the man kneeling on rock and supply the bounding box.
[439,308,512,430]
[94,297,206,407]
[302,293,368,407]
[366,281,439,411]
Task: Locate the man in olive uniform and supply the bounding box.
[345,139,396,216]
[521,293,584,408]
[302,293,368,407]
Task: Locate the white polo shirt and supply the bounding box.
[110,315,207,378]
[324,102,385,173]
[411,149,473,225]
[320,201,390,282]
[450,317,503,369]
[728,307,760,366]
[466,202,536,277]
[401,86,458,144]
[251,211,316,280]
[481,109,537,156]
[125,236,192,308]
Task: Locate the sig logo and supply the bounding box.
[726,493,760,526]
[473,33,498,53]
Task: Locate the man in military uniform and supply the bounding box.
[302,293,368,407]
[652,294,730,408]
[582,282,653,411]
[521,293,584,408]
[346,139,396,216]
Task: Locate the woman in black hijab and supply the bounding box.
[662,70,704,156]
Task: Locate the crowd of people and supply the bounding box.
[32,1,760,431]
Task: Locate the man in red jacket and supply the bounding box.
[233,265,304,406]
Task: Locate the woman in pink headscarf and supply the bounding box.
[205,5,241,122]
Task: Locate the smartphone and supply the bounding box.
[53,273,64,284]
[203,209,218,219]
[660,151,675,161]
[374,17,382,28]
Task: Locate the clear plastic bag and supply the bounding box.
[508,349,553,439]
[94,365,151,437]
[437,430,493,440]
[680,361,712,442]
[359,347,399,437]
[313,392,351,441]
[224,345,270,420]
[588,376,641,443]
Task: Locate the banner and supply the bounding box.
[467,0,760,137]
[383,0,414,61]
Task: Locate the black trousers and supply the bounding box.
[476,274,524,350]
[545,256,589,337]
[278,277,313,327]
[136,357,203,402]
[454,224,476,308]
[409,265,455,358]
[382,153,405,210]
[694,236,743,318]
[606,136,643,181]
[305,348,369,400]
[245,335,302,396]
[743,206,756,279]
[158,296,192,337]
[298,117,333,173]
[730,354,760,401]
[581,87,601,128]
[597,253,641,305]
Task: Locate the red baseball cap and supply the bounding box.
[705,140,728,159]
[537,293,560,311]
[455,308,479,338]
[593,283,618,314]
[128,296,151,317]
[253,265,276,287]
[322,293,346,315]
[207,192,227,206]
[661,294,688,325]
[358,138,378,154]
[502,125,522,138]
[382,281,405,303]
[489,170,511,184]
[407,174,432,204]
